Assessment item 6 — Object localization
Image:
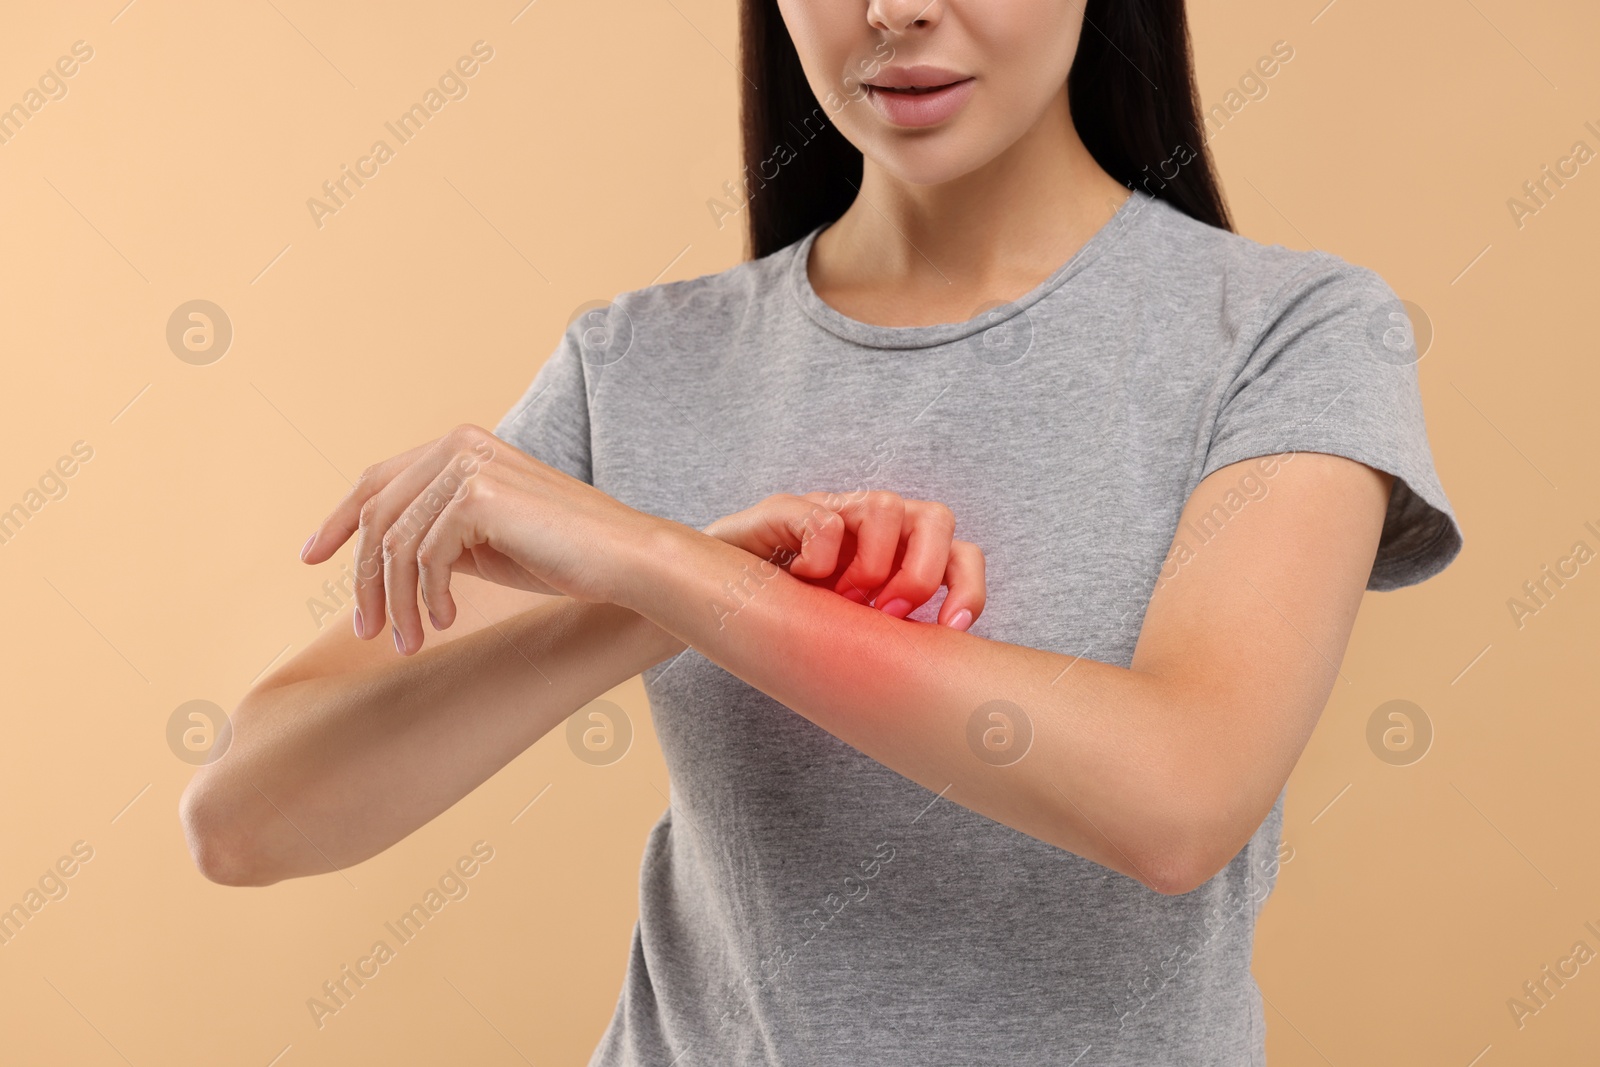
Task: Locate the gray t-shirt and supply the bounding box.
[493,189,1463,1066]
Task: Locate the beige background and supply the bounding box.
[1,0,1595,1063]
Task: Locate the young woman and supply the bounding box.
[182,0,1464,1062]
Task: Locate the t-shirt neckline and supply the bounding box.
[787,187,1158,350]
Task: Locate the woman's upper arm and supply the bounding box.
[1129,451,1393,882]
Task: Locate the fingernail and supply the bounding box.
[427,607,442,630]
[353,606,364,638]
[300,533,316,561]
[947,608,973,631]
[393,628,405,655]
[879,597,913,619]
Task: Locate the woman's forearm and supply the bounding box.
[193,464,985,889]
[615,523,1264,896]
[182,596,685,886]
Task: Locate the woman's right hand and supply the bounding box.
[702,490,985,631]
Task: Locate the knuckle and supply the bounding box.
[380,527,406,561]
[815,508,844,531]
[866,489,900,511]
[859,566,894,590]
[902,563,941,593]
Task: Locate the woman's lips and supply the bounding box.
[864,78,976,128]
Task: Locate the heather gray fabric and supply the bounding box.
[492,188,1463,1066]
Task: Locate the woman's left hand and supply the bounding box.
[301,423,664,653]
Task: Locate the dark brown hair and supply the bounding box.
[736,0,1233,259]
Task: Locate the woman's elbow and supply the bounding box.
[178,776,279,888]
[1136,800,1274,897]
[1141,847,1229,897]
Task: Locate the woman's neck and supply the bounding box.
[808,86,1132,328]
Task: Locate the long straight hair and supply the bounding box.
[736,0,1232,259]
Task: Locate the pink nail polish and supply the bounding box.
[947,608,973,631]
[393,628,405,654]
[300,533,316,560]
[353,606,364,638]
[879,597,912,618]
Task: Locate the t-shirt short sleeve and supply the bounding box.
[1199,258,1464,591]
[490,318,594,485]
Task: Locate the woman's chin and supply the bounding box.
[859,134,997,189]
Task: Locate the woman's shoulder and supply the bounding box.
[1132,194,1401,323]
[603,238,801,334]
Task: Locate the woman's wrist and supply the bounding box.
[608,516,750,631]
